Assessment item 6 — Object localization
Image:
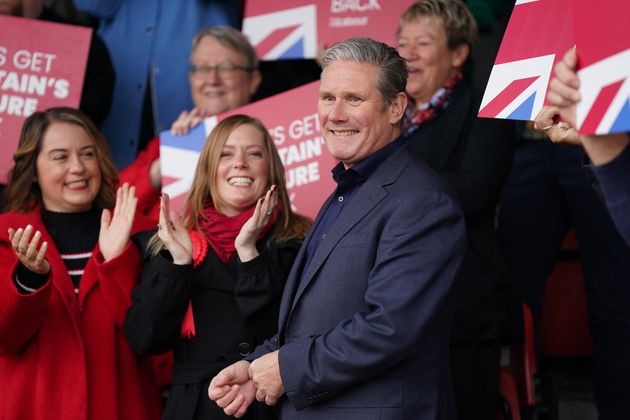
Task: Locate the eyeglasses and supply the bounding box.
[189,63,253,79]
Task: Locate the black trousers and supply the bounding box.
[451,340,500,420]
[498,140,630,420]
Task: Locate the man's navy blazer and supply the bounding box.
[251,142,467,419]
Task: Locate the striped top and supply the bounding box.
[61,251,93,293]
[43,208,100,293]
[14,208,100,295]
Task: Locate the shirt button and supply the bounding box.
[238,342,251,356]
[338,196,344,202]
[145,26,153,35]
[322,233,327,239]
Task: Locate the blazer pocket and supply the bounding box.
[336,231,370,249]
[326,379,403,408]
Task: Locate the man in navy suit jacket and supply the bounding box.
[209,37,467,419]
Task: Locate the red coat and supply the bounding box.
[0,209,162,420]
[119,136,161,222]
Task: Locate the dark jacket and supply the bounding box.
[406,82,516,342]
[250,144,466,419]
[124,234,302,420]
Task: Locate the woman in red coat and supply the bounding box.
[0,107,162,420]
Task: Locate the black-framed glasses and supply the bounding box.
[189,63,253,79]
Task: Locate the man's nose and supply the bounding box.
[328,100,348,122]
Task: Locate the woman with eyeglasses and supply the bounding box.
[119,26,262,222]
[124,115,311,420]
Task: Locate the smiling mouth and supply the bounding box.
[203,91,224,98]
[65,180,88,189]
[330,129,359,137]
[228,176,253,186]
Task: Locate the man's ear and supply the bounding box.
[388,92,408,125]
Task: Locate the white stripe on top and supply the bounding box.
[61,252,93,260]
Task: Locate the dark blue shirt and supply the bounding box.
[303,136,406,269]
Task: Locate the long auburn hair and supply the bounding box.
[185,114,311,242]
[3,107,118,213]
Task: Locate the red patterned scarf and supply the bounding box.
[403,71,463,137]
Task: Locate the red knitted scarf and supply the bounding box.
[180,202,280,338]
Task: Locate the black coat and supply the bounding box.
[406,82,516,342]
[124,234,302,420]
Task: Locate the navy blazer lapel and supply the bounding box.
[277,192,335,334]
[287,145,414,316]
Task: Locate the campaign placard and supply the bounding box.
[573,0,630,135]
[242,0,414,60]
[160,81,337,219]
[0,15,91,182]
[478,0,575,122]
[479,0,630,136]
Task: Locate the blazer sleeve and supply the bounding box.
[0,240,53,356]
[247,333,281,361]
[278,188,466,409]
[591,142,630,246]
[235,239,301,340]
[123,254,193,355]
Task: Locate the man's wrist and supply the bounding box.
[581,133,630,166]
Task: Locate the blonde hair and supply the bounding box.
[399,0,479,56]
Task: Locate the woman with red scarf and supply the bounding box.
[396,1,515,419]
[124,115,311,420]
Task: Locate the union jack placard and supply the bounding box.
[480,0,629,136]
[479,0,574,121]
[573,0,630,135]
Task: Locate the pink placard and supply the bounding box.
[480,0,630,135]
[242,0,414,60]
[478,0,574,122]
[0,15,91,182]
[573,0,630,135]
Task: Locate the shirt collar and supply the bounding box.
[331,135,405,188]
